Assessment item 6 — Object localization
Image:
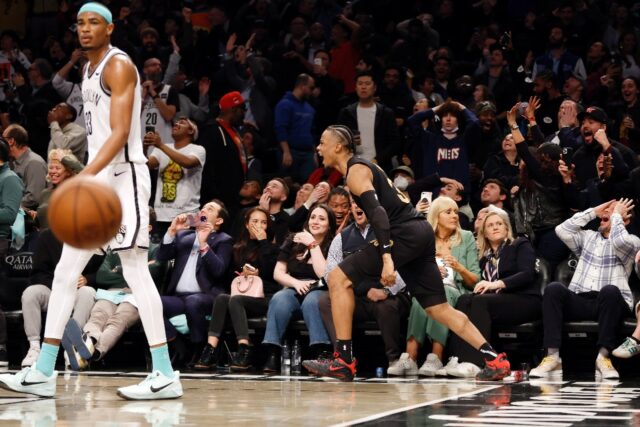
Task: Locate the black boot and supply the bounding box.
[231,344,253,371]
[194,344,219,371]
[262,345,281,373]
[168,336,188,368]
[187,342,205,370]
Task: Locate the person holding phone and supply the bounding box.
[261,205,336,372]
[194,207,279,371]
[145,117,205,239]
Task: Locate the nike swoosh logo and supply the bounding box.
[150,382,173,393]
[20,380,47,386]
[383,244,392,249]
[329,365,346,372]
[114,171,126,177]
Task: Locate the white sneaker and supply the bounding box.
[595,356,619,380]
[449,362,481,378]
[21,347,40,368]
[435,357,458,376]
[387,353,418,376]
[0,367,58,397]
[529,356,563,378]
[418,353,443,377]
[612,337,640,359]
[117,371,183,400]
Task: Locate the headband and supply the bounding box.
[78,2,113,24]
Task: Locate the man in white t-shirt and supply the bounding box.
[145,117,206,238]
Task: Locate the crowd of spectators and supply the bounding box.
[1,0,640,377]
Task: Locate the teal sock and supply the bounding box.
[150,345,174,378]
[35,343,59,377]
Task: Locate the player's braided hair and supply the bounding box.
[326,125,358,153]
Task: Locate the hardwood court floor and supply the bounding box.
[1,372,639,426]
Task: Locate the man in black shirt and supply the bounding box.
[302,125,511,381]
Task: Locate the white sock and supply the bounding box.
[29,340,40,350]
[598,348,609,359]
[547,348,560,359]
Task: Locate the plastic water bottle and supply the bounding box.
[281,341,291,373]
[291,340,302,374]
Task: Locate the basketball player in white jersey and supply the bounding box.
[0,2,182,400]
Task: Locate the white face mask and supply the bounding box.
[393,176,409,191]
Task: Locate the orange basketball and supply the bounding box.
[47,176,123,249]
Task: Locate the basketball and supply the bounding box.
[47,176,123,249]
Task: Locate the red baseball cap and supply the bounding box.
[219,91,245,110]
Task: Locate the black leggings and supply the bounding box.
[208,294,268,341]
[448,293,542,366]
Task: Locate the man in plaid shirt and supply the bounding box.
[529,198,640,380]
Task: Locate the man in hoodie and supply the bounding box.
[275,73,316,183]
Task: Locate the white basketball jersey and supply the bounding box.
[82,46,146,164]
[66,83,86,127]
[141,84,174,145]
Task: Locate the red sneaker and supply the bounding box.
[302,352,357,381]
[476,353,511,381]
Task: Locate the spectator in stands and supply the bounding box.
[20,228,103,368]
[613,249,640,360]
[480,179,509,211]
[530,198,640,380]
[27,149,82,230]
[261,204,336,372]
[448,206,540,368]
[239,180,262,210]
[0,137,21,260]
[378,64,415,128]
[509,105,580,268]
[544,99,582,145]
[618,31,640,80]
[482,133,520,190]
[327,186,351,233]
[254,178,290,245]
[532,70,565,137]
[408,100,478,195]
[474,45,516,117]
[137,27,170,68]
[157,200,233,367]
[432,55,453,100]
[141,57,179,146]
[51,48,86,129]
[469,102,502,177]
[13,58,61,157]
[319,198,411,374]
[0,30,30,81]
[287,180,329,233]
[145,117,205,239]
[328,17,360,95]
[532,24,586,88]
[390,196,480,377]
[615,77,640,151]
[2,124,46,210]
[275,73,317,183]
[46,102,86,162]
[194,207,279,371]
[241,128,264,183]
[199,91,247,216]
[563,74,585,104]
[76,209,164,366]
[337,71,400,172]
[310,49,343,132]
[284,182,314,215]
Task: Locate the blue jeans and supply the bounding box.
[278,148,317,183]
[262,288,330,347]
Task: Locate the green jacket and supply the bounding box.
[96,242,163,289]
[451,229,481,293]
[0,163,24,239]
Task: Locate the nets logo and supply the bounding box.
[436,148,460,162]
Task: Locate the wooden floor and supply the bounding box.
[2,371,640,426]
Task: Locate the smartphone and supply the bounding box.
[313,58,323,66]
[420,191,432,203]
[187,214,207,227]
[307,278,326,292]
[145,126,155,134]
[243,263,257,272]
[562,147,574,165]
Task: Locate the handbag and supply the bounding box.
[230,275,264,298]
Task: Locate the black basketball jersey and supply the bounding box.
[346,157,421,225]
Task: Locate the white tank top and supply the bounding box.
[141,84,174,145]
[82,46,146,164]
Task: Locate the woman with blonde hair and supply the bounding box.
[388,196,480,377]
[448,206,541,367]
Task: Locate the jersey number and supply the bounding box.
[84,111,92,135]
[145,113,158,126]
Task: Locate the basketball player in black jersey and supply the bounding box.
[302,125,511,381]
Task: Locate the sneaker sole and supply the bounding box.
[116,390,183,401]
[64,319,93,360]
[529,370,563,378]
[0,379,56,398]
[477,368,511,381]
[302,363,354,381]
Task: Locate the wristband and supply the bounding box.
[510,123,519,130]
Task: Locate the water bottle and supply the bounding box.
[291,340,302,374]
[281,341,291,372]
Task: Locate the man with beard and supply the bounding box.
[532,70,564,137]
[275,73,316,183]
[532,24,586,88]
[378,64,415,127]
[474,45,516,117]
[198,91,247,217]
[137,27,170,68]
[469,101,502,201]
[562,106,635,190]
[141,58,179,146]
